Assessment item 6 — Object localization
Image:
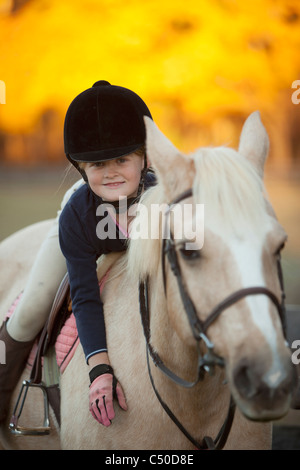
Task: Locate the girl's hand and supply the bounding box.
[89,369,127,426]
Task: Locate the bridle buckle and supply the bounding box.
[197,334,225,377]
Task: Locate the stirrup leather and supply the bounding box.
[9,273,69,435]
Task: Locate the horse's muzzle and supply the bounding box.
[231,354,298,421]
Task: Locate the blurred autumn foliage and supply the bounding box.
[0,0,299,173]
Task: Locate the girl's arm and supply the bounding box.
[88,351,110,368]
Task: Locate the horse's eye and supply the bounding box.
[179,247,200,261]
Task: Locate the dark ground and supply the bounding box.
[272,425,300,450]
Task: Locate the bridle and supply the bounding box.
[139,187,287,450]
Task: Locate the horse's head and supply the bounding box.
[139,112,297,422]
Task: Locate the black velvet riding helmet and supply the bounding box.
[64,80,152,176]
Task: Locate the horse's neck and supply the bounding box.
[149,273,199,383]
[148,271,229,436]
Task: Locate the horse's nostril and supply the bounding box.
[233,362,260,399]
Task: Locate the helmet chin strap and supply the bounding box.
[137,153,148,197]
[80,168,88,182]
[66,154,89,182]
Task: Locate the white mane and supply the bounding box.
[192,146,267,233]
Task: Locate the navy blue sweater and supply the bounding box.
[59,172,156,362]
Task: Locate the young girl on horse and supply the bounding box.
[0,80,156,426]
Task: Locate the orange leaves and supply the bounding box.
[0,0,299,152]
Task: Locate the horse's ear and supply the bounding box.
[238,111,269,179]
[144,117,192,197]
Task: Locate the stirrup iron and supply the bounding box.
[9,380,50,436]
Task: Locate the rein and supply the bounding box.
[138,187,286,450]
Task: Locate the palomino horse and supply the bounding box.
[0,112,296,450]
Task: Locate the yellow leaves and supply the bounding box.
[0,0,299,146]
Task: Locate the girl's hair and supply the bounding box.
[78,145,145,170]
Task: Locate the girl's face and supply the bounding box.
[84,153,144,201]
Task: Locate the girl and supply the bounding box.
[0,80,155,426]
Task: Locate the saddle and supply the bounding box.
[10,273,71,435]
